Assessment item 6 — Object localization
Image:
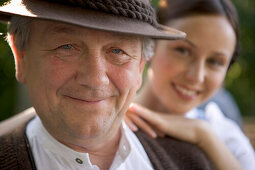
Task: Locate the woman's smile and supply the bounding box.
[171,82,201,100]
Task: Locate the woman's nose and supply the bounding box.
[185,61,205,84]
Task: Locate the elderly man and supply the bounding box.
[0,0,214,169]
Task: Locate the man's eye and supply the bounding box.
[58,44,73,50]
[107,48,131,65]
[53,44,81,62]
[111,48,123,54]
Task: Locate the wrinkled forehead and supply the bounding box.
[30,19,142,44]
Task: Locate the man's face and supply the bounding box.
[16,20,145,142]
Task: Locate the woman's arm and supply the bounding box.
[125,103,243,170]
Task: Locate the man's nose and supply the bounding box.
[75,52,109,88]
[185,61,205,84]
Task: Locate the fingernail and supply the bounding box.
[151,131,157,138]
[132,124,138,131]
[129,103,135,111]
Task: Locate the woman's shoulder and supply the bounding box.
[204,102,246,139]
[205,102,255,168]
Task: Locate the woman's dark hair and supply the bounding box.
[157,0,240,66]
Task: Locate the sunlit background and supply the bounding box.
[0,0,254,121]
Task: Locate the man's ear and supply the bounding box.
[137,57,146,90]
[9,36,26,83]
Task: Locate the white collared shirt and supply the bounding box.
[26,116,153,170]
[186,102,255,170]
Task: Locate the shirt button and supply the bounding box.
[75,158,83,164]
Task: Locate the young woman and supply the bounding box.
[125,0,255,169]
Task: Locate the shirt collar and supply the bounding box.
[185,108,197,118]
[110,121,131,169]
[32,116,132,169]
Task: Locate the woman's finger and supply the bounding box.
[153,126,166,137]
[124,115,138,132]
[127,112,157,138]
[129,103,164,127]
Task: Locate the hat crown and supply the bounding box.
[21,0,157,26]
[0,0,185,39]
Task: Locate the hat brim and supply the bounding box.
[0,0,186,40]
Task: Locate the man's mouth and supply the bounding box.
[64,95,105,103]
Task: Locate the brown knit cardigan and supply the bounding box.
[0,109,215,170]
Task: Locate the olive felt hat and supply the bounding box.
[0,0,185,39]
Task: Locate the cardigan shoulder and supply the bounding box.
[0,108,37,170]
[135,130,215,170]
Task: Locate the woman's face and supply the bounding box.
[149,15,236,114]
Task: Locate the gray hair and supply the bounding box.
[7,16,155,60]
[142,38,155,61]
[7,16,32,50]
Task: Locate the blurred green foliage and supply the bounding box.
[0,0,17,121]
[0,0,254,121]
[225,0,255,117]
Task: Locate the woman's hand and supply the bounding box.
[125,103,243,170]
[125,103,209,145]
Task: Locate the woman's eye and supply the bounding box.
[174,47,190,56]
[207,58,223,67]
